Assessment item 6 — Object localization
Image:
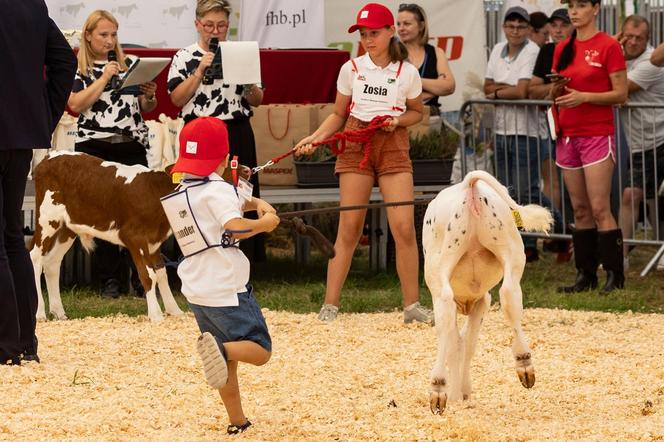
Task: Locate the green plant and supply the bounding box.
[409,128,459,160]
[293,143,335,162]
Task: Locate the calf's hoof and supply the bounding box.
[429,391,447,415]
[429,377,447,414]
[516,365,535,388]
[148,312,165,322]
[51,311,68,321]
[166,307,184,317]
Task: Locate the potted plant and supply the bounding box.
[409,124,458,185]
[293,144,338,188]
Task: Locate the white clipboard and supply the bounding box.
[117,57,171,89]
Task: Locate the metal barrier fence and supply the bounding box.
[458,98,664,275]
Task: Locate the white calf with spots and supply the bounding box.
[422,170,552,414]
[30,152,183,322]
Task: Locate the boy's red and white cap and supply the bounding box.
[348,3,394,33]
[172,116,230,177]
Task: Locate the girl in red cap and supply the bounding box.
[296,3,431,324]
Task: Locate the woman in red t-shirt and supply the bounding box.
[550,0,627,294]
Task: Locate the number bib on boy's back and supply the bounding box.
[352,66,399,110]
[160,188,210,257]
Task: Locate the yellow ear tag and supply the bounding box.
[172,172,183,184]
[512,209,524,228]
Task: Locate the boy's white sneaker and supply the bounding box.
[196,332,228,389]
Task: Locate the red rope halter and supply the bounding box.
[310,115,392,170]
[253,115,393,174]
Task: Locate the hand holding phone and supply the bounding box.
[545,73,569,82]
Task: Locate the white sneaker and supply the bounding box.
[196,332,228,389]
[318,304,339,321]
[404,302,434,324]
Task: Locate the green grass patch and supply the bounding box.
[46,244,664,320]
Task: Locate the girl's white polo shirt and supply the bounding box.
[337,54,422,122]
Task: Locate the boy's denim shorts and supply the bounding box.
[189,284,272,353]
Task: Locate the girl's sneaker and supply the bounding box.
[318,304,339,322]
[404,302,434,324]
[196,332,228,389]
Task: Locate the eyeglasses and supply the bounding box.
[503,24,529,31]
[199,21,229,32]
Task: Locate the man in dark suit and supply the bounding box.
[0,0,76,364]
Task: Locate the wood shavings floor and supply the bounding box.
[1,308,663,441]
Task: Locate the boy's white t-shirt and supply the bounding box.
[336,54,422,122]
[176,172,250,307]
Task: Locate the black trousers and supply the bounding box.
[75,139,147,286]
[0,149,38,359]
[226,118,266,263]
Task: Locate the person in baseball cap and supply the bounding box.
[548,8,572,43]
[549,8,571,24]
[172,116,230,177]
[347,2,394,33]
[504,6,530,24]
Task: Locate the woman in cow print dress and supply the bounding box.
[168,0,266,262]
[68,10,158,298]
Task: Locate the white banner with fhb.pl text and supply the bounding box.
[239,0,325,49]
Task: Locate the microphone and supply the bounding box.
[202,38,220,85]
[107,50,119,90]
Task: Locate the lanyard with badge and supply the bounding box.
[351,58,403,112]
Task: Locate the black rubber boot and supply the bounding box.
[558,228,599,293]
[598,229,625,294]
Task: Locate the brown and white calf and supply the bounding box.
[30,152,183,322]
[422,170,552,414]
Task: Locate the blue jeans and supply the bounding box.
[495,135,563,247]
[189,284,272,352]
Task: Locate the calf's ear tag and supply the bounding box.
[512,209,524,229]
[172,172,183,184]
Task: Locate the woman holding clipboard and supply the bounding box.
[168,0,266,262]
[67,10,158,298]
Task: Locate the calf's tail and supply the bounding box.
[463,170,553,233]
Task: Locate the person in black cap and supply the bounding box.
[530,9,574,101]
[528,8,574,262]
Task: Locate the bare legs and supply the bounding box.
[218,341,271,426]
[322,172,420,308]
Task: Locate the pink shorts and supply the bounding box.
[555,135,615,169]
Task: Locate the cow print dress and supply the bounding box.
[72,56,149,148]
[168,43,266,262]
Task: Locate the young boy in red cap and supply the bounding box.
[165,116,279,435]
